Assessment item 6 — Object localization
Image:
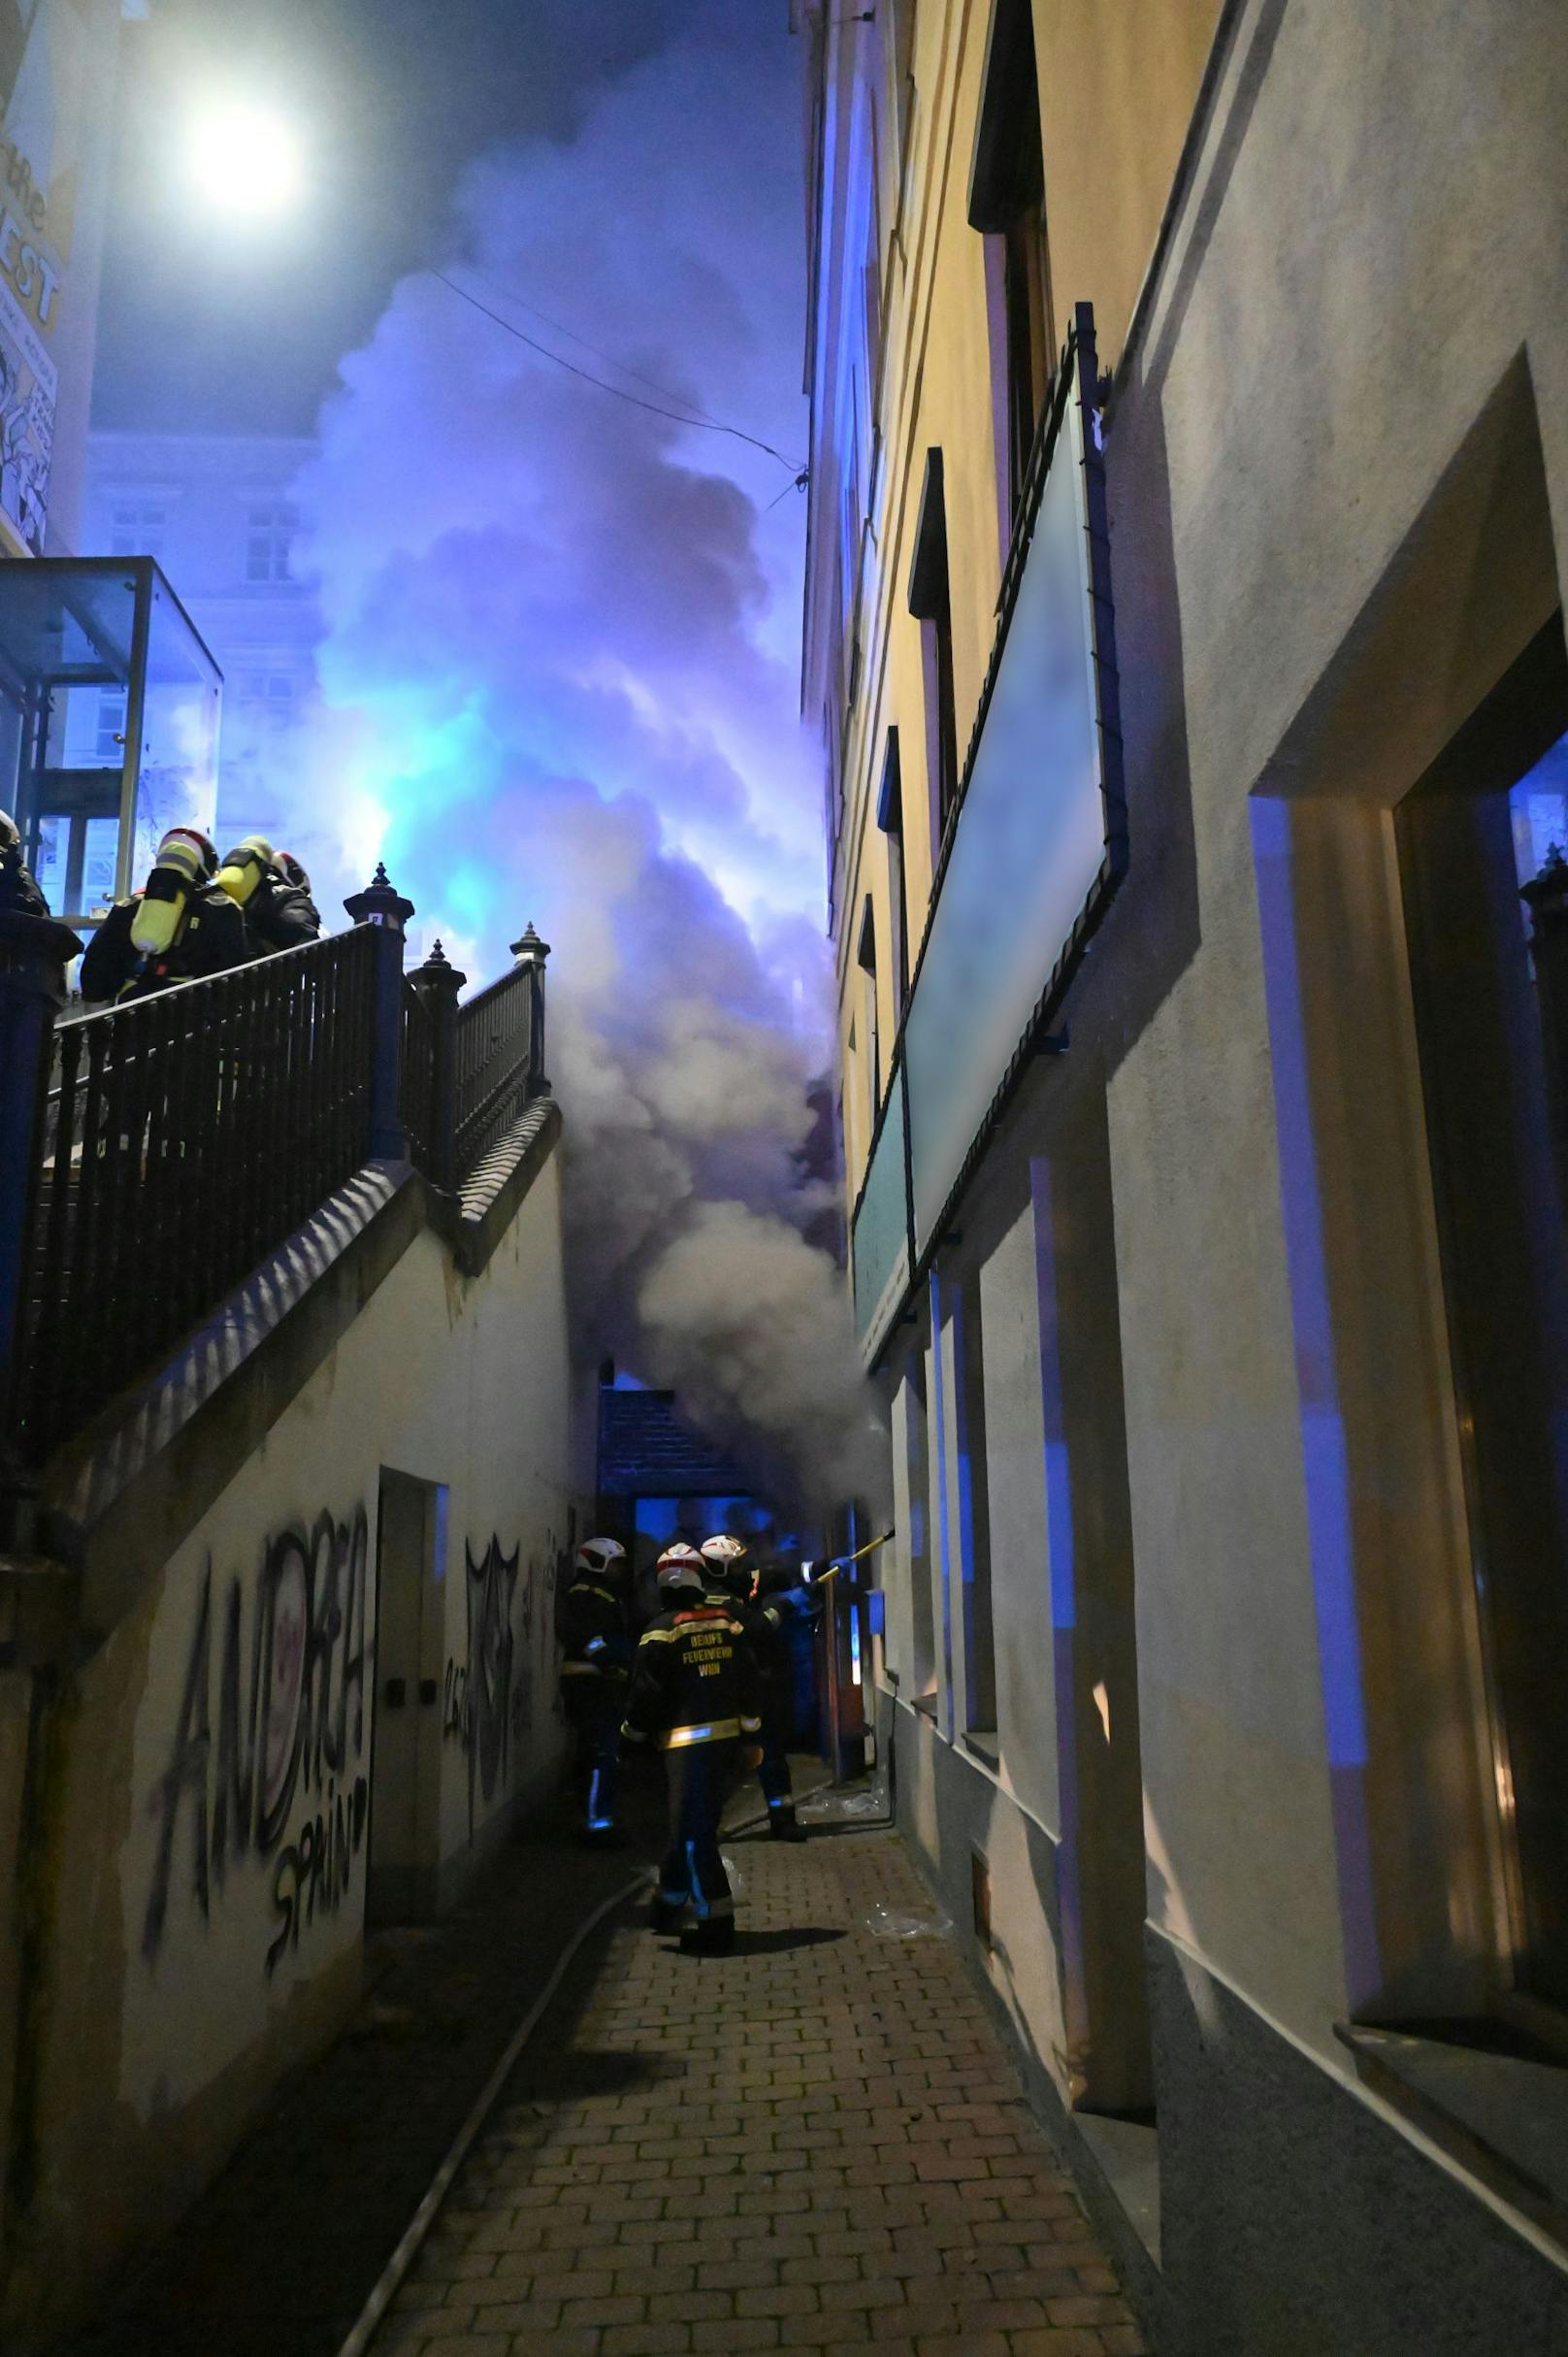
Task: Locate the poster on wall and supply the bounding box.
[0,265,52,551]
[0,0,92,556]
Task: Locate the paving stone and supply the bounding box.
[69,1775,1148,2357]
[351,1817,1152,2357]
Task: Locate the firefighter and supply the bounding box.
[701,1532,806,1842]
[754,1561,824,1824]
[80,827,251,1004]
[0,807,49,916]
[215,835,322,954]
[558,1536,633,1846]
[623,1542,763,1954]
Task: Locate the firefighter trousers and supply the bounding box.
[563,1677,624,1831]
[757,1720,796,1817]
[658,1738,740,1921]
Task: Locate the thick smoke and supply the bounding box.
[278,12,881,1511]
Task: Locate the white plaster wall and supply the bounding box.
[86,1148,572,2139]
[1107,0,1568,2047]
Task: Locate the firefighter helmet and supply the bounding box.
[574,1536,628,1585]
[700,1532,751,1599]
[655,1541,706,1594]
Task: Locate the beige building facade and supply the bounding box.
[798,0,1568,2346]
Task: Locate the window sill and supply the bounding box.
[962,1727,1000,1769]
[1336,2018,1568,2246]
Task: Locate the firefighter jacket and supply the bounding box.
[0,835,49,917]
[558,1577,633,1683]
[757,1583,820,1645]
[80,888,252,1004]
[247,869,322,955]
[621,1596,764,1751]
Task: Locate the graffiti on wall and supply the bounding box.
[441,1532,566,1834]
[142,1506,371,1977]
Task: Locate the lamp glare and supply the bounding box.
[188,102,301,215]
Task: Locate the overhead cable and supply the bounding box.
[431,269,805,474]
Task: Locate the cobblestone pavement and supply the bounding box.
[376,1822,1147,2357]
[65,1769,679,2357]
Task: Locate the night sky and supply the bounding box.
[89,3,866,1474]
[94,0,800,437]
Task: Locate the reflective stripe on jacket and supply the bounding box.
[621,1600,763,1751]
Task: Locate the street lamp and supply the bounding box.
[186,98,302,216]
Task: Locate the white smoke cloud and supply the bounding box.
[270,9,881,1512]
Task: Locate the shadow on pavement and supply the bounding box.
[652,1925,848,1958]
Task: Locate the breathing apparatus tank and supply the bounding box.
[214,834,277,909]
[128,828,218,957]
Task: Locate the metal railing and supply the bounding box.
[1,874,553,1491]
[401,976,437,1177]
[454,964,536,1179]
[22,928,376,1466]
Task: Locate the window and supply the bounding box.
[237,667,298,737]
[110,503,166,560]
[857,895,881,1117]
[245,502,297,583]
[1396,612,1568,2012]
[902,1349,935,1697]
[877,729,910,1014]
[969,0,1055,537]
[94,686,127,762]
[887,0,916,160]
[945,1263,996,1735]
[908,450,960,855]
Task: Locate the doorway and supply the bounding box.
[366,1469,447,1926]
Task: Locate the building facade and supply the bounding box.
[82,431,324,849]
[798,1,1568,2348]
[0,0,120,561]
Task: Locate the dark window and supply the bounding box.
[948,1264,996,1734]
[970,0,1054,531]
[904,1348,935,1696]
[877,728,910,1014]
[857,894,881,1114]
[908,449,959,853]
[1396,611,1568,2012]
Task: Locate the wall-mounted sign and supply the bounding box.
[0,0,97,554]
[849,305,1126,1358]
[851,1052,912,1367]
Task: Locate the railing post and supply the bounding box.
[510,921,552,1096]
[408,937,466,1191]
[0,900,83,1536]
[343,863,415,1161]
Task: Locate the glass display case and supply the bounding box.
[0,558,222,927]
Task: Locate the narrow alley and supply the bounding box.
[371,1822,1142,2357]
[6,4,1568,2352]
[60,1771,1147,2357]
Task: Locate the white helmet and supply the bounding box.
[574,1536,628,1583]
[700,1532,750,1598]
[656,1541,705,1594]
